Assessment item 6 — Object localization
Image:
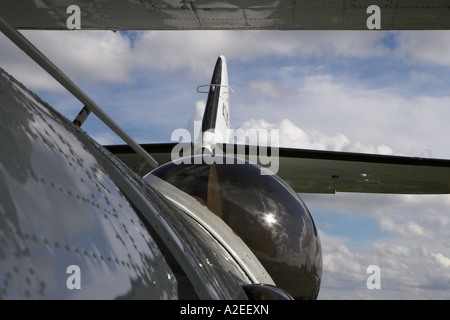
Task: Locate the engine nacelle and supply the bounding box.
[149,155,322,299]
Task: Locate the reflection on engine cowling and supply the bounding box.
[150,155,322,299]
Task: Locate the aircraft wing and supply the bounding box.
[104,143,450,194]
[1,0,450,31]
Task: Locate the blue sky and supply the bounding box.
[1,29,450,299]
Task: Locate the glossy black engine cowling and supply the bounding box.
[150,155,322,299]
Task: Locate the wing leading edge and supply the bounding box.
[104,143,450,195]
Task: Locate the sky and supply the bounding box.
[1,29,450,299]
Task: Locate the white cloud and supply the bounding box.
[25,30,134,83]
[0,31,135,91]
[131,31,388,73]
[0,33,61,91]
[378,217,430,240]
[409,71,433,84]
[302,191,450,299]
[432,252,450,268]
[236,118,394,154]
[318,228,450,299]
[394,31,450,67]
[187,100,206,140]
[238,70,450,159]
[247,80,291,99]
[0,30,390,92]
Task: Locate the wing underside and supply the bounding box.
[105,143,450,194]
[1,1,450,31]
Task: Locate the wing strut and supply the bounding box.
[0,14,158,170]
